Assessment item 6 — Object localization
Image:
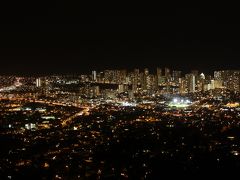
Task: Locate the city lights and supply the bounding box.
[1,9,240,178]
[169,98,192,108]
[0,68,239,179]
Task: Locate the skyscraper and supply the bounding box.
[156,68,162,86]
[36,78,41,87]
[118,84,125,93]
[164,67,171,78]
[214,70,240,92]
[186,74,195,93]
[132,69,139,92]
[190,74,196,93]
[179,78,186,94]
[172,70,181,84]
[142,68,149,90]
[198,73,205,91]
[92,71,97,82]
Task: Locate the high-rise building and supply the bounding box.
[228,71,240,92]
[92,71,97,82]
[214,71,223,80]
[119,70,127,84]
[165,67,171,77]
[197,73,205,91]
[214,70,240,92]
[179,78,187,94]
[144,68,149,76]
[156,68,162,86]
[146,74,156,91]
[186,74,195,93]
[118,84,124,93]
[104,70,115,83]
[204,84,211,91]
[132,69,139,92]
[210,79,223,89]
[36,78,41,87]
[210,80,215,89]
[190,75,196,93]
[99,72,104,83]
[142,68,149,90]
[200,73,205,80]
[172,70,181,83]
[157,68,162,76]
[128,90,134,99]
[164,68,171,88]
[92,86,100,96]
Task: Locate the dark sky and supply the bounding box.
[0,6,240,75]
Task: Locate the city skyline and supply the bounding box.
[1,6,240,178]
[1,67,239,94]
[0,65,239,76]
[0,66,240,178]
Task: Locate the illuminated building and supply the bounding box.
[190,75,195,93]
[197,73,205,91]
[102,70,126,84]
[147,74,156,91]
[114,70,121,84]
[158,76,166,85]
[200,73,205,80]
[163,68,171,94]
[92,86,100,96]
[165,67,171,78]
[118,84,125,93]
[204,83,211,91]
[92,71,97,82]
[210,80,215,89]
[119,70,127,84]
[210,79,223,89]
[104,70,115,83]
[228,71,240,92]
[132,71,138,92]
[179,78,187,94]
[172,70,181,84]
[214,71,221,80]
[128,90,134,99]
[104,89,116,99]
[186,74,195,93]
[134,68,140,74]
[142,68,149,90]
[99,71,104,83]
[156,68,162,86]
[80,75,88,82]
[214,70,240,92]
[36,78,41,87]
[144,68,149,76]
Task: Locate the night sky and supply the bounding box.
[0,6,240,75]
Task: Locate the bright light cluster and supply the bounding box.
[168,98,192,108]
[120,102,137,107]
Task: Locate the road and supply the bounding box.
[61,107,90,127]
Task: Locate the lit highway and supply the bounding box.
[61,107,90,127]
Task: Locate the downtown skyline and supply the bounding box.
[1,6,240,178]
